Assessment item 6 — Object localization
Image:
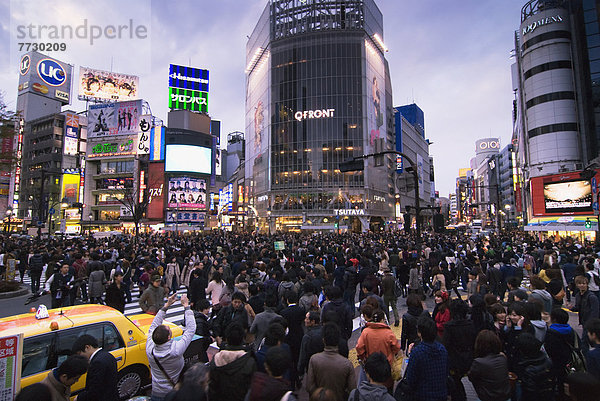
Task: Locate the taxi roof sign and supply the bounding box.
[35,305,49,320]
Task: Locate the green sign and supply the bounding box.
[274,241,285,251]
[168,87,208,112]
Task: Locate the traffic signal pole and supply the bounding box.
[340,150,421,251]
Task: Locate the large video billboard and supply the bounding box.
[165,145,211,174]
[78,67,139,102]
[544,180,592,213]
[18,51,73,104]
[61,173,80,205]
[88,100,142,138]
[531,171,598,216]
[167,177,206,209]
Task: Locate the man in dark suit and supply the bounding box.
[72,334,119,401]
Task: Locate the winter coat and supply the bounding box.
[433,304,450,338]
[139,285,166,314]
[529,289,553,314]
[530,320,547,343]
[246,371,293,401]
[41,370,71,401]
[348,381,395,401]
[468,354,511,401]
[573,290,599,326]
[209,348,257,401]
[408,267,420,290]
[105,282,126,313]
[165,262,180,289]
[515,352,555,400]
[401,306,429,351]
[356,322,400,366]
[321,299,353,339]
[88,270,106,298]
[403,341,448,401]
[213,304,249,338]
[443,318,477,376]
[381,274,397,299]
[297,326,349,374]
[305,346,356,401]
[544,324,578,384]
[250,308,281,350]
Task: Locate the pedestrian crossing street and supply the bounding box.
[20,272,365,332]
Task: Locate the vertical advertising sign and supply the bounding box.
[147,162,165,220]
[149,125,165,161]
[0,334,23,400]
[417,154,425,200]
[137,115,151,155]
[168,88,208,113]
[64,112,79,155]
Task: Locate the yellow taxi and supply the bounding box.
[0,304,184,400]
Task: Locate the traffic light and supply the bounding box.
[585,218,592,229]
[339,159,364,172]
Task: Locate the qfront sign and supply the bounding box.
[522,15,563,36]
[294,108,335,122]
[334,209,365,216]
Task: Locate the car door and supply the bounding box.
[20,332,57,390]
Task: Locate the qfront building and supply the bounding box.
[245,0,395,233]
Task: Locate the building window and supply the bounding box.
[523,60,572,80]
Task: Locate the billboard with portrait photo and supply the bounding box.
[167,177,206,209]
[78,66,139,102]
[88,100,142,138]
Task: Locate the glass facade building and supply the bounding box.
[245,0,394,232]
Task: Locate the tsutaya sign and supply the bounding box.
[294,108,335,122]
[334,209,365,216]
[522,15,563,36]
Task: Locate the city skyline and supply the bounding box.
[0,0,525,195]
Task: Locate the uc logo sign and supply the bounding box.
[37,58,66,87]
[19,54,30,76]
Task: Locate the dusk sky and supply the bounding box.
[0,0,526,196]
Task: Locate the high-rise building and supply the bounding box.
[245,0,394,233]
[513,0,600,231]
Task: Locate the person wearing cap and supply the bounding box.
[139,274,166,315]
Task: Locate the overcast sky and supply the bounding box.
[0,0,525,196]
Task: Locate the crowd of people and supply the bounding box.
[5,229,600,400]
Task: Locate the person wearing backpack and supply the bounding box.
[585,261,600,301]
[545,308,585,400]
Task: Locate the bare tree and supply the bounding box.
[115,185,149,244]
[0,93,19,174]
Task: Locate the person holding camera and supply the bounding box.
[146,293,196,401]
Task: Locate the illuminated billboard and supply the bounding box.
[147,162,165,220]
[18,51,73,104]
[531,171,598,216]
[78,66,139,102]
[544,180,592,213]
[88,137,136,158]
[149,125,165,161]
[61,173,80,205]
[168,87,208,113]
[169,64,209,92]
[167,177,206,209]
[165,144,211,174]
[88,100,142,138]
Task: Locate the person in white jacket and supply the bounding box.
[146,293,196,401]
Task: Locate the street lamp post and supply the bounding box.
[504,204,511,229]
[88,213,94,236]
[172,212,178,233]
[267,209,271,235]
